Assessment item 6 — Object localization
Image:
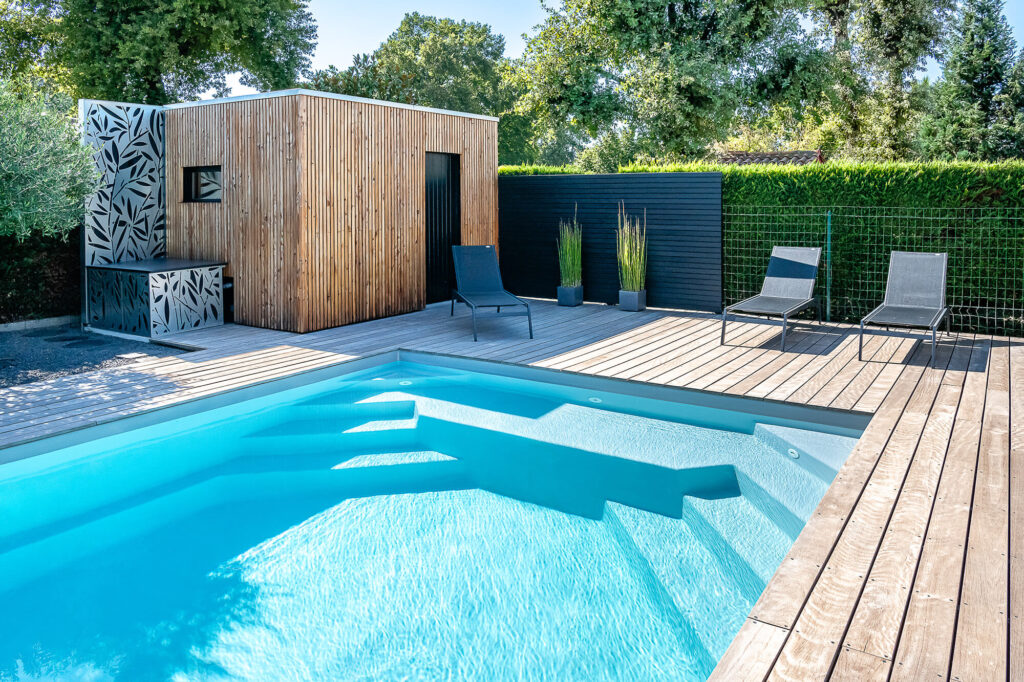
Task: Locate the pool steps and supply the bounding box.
[0,369,849,607]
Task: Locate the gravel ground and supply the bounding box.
[0,325,186,388]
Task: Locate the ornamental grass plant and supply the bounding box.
[557,207,583,287]
[616,202,647,292]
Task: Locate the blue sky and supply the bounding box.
[228,0,1024,93]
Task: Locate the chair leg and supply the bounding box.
[450,295,455,316]
[721,310,728,346]
[946,315,951,335]
[859,321,864,361]
[526,305,534,339]
[781,314,788,351]
[931,326,937,366]
[497,306,500,314]
[471,308,478,342]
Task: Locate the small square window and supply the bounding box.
[183,165,222,203]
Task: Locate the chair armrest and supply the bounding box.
[860,303,886,325]
[503,290,530,307]
[928,307,949,329]
[724,295,761,314]
[781,297,817,316]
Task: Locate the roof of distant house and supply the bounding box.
[717,150,825,166]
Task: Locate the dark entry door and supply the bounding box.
[425,153,461,304]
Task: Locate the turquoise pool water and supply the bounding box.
[0,360,860,681]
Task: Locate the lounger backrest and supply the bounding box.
[883,251,947,309]
[759,246,821,300]
[452,245,505,293]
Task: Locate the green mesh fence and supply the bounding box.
[723,205,1024,336]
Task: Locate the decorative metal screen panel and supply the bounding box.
[86,268,151,336]
[149,267,224,338]
[81,101,166,265]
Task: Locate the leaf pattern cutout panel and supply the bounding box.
[149,267,224,338]
[82,102,167,265]
[86,269,151,336]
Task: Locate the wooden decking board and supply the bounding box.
[541,316,696,371]
[707,619,790,680]
[0,346,345,432]
[805,334,892,407]
[706,329,822,395]
[685,326,803,392]
[1,300,1019,679]
[735,326,849,400]
[888,337,989,681]
[816,332,916,409]
[743,341,937,635]
[751,339,961,680]
[641,322,778,386]
[671,326,789,391]
[574,317,722,377]
[784,332,884,406]
[842,379,964,660]
[950,337,1010,681]
[724,324,844,397]
[1011,338,1023,681]
[829,336,917,411]
[0,347,349,442]
[764,334,862,403]
[704,327,831,393]
[616,319,749,383]
[829,646,890,680]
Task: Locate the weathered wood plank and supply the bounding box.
[950,336,1010,681]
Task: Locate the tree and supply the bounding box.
[916,0,1018,159]
[992,51,1024,158]
[575,128,645,172]
[515,0,833,159]
[307,13,503,115]
[51,0,316,104]
[305,12,538,164]
[0,1,58,81]
[857,0,953,157]
[806,0,866,140]
[0,79,98,240]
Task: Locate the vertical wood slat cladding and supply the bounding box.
[165,92,498,332]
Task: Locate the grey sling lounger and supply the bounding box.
[721,246,822,352]
[451,245,533,342]
[859,251,949,366]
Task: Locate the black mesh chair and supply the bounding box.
[721,246,822,352]
[859,251,949,366]
[451,245,533,342]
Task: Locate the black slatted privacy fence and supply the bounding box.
[498,173,722,310]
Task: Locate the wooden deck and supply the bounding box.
[0,300,1019,680]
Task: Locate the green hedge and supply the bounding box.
[500,161,1024,334]
[500,160,1024,208]
[0,231,80,324]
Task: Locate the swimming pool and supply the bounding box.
[0,352,864,681]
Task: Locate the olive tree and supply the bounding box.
[0,80,98,241]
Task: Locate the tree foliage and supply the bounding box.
[856,0,954,157]
[514,0,833,160]
[917,0,1019,160]
[0,79,98,240]
[306,13,503,114]
[1,0,316,104]
[0,1,59,81]
[305,12,543,164]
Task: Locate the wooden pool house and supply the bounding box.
[80,90,499,337]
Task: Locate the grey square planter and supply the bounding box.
[619,289,646,312]
[557,285,583,307]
